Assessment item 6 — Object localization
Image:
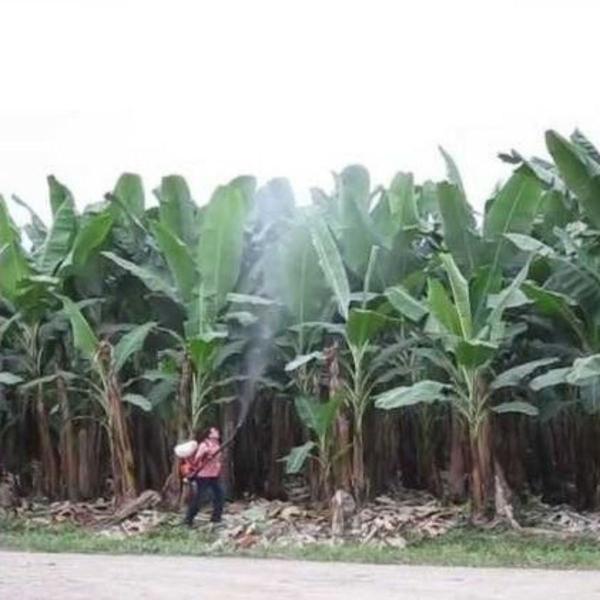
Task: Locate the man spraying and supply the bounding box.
[180,427,224,527]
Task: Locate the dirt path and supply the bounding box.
[2,551,600,599]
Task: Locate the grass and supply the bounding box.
[2,517,600,569]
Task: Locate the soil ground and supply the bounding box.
[2,551,600,599]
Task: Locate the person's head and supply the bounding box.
[197,426,220,442]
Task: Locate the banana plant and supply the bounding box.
[508,133,600,411]
[102,175,255,436]
[281,394,343,499]
[313,165,430,291]
[422,129,600,510]
[254,202,342,499]
[5,173,150,502]
[305,211,411,500]
[434,148,543,320]
[0,315,64,497]
[299,165,441,500]
[376,238,538,515]
[0,178,116,498]
[508,131,600,509]
[99,176,259,508]
[59,296,155,502]
[0,177,110,497]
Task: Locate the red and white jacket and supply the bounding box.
[182,439,222,479]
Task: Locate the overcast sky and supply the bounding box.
[1,0,599,224]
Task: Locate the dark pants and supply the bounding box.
[185,477,224,524]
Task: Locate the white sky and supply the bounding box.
[1,0,599,225]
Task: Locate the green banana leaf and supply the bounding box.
[385,285,428,322]
[36,192,76,273]
[439,146,465,194]
[387,172,419,229]
[455,339,497,369]
[282,441,316,474]
[113,173,145,219]
[0,372,24,385]
[546,130,600,229]
[483,172,542,240]
[151,221,197,303]
[529,367,571,391]
[0,243,30,302]
[123,393,152,412]
[197,181,253,316]
[265,220,330,325]
[308,215,350,321]
[113,322,156,372]
[0,195,21,245]
[156,175,198,247]
[491,358,559,390]
[345,308,395,348]
[101,251,178,302]
[330,165,375,277]
[375,380,449,410]
[47,175,74,217]
[61,211,114,272]
[59,295,99,361]
[294,395,340,440]
[436,181,478,276]
[492,401,539,416]
[440,253,472,339]
[427,278,461,337]
[285,352,323,372]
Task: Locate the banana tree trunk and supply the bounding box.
[265,396,289,499]
[106,376,136,503]
[326,343,352,493]
[469,414,494,517]
[220,401,236,498]
[469,432,486,515]
[498,415,527,493]
[77,427,92,498]
[147,420,169,490]
[34,383,59,498]
[449,412,467,501]
[318,450,333,500]
[333,412,352,491]
[575,413,599,511]
[177,354,193,440]
[57,374,79,501]
[351,420,367,502]
[417,406,442,496]
[162,354,193,509]
[471,412,519,525]
[77,423,103,499]
[134,415,147,489]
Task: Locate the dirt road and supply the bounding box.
[2,551,600,599]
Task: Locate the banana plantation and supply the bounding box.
[3,129,600,519]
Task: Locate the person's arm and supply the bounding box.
[180,458,194,479]
[187,442,208,476]
[195,442,209,462]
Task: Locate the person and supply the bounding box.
[182,427,224,527]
